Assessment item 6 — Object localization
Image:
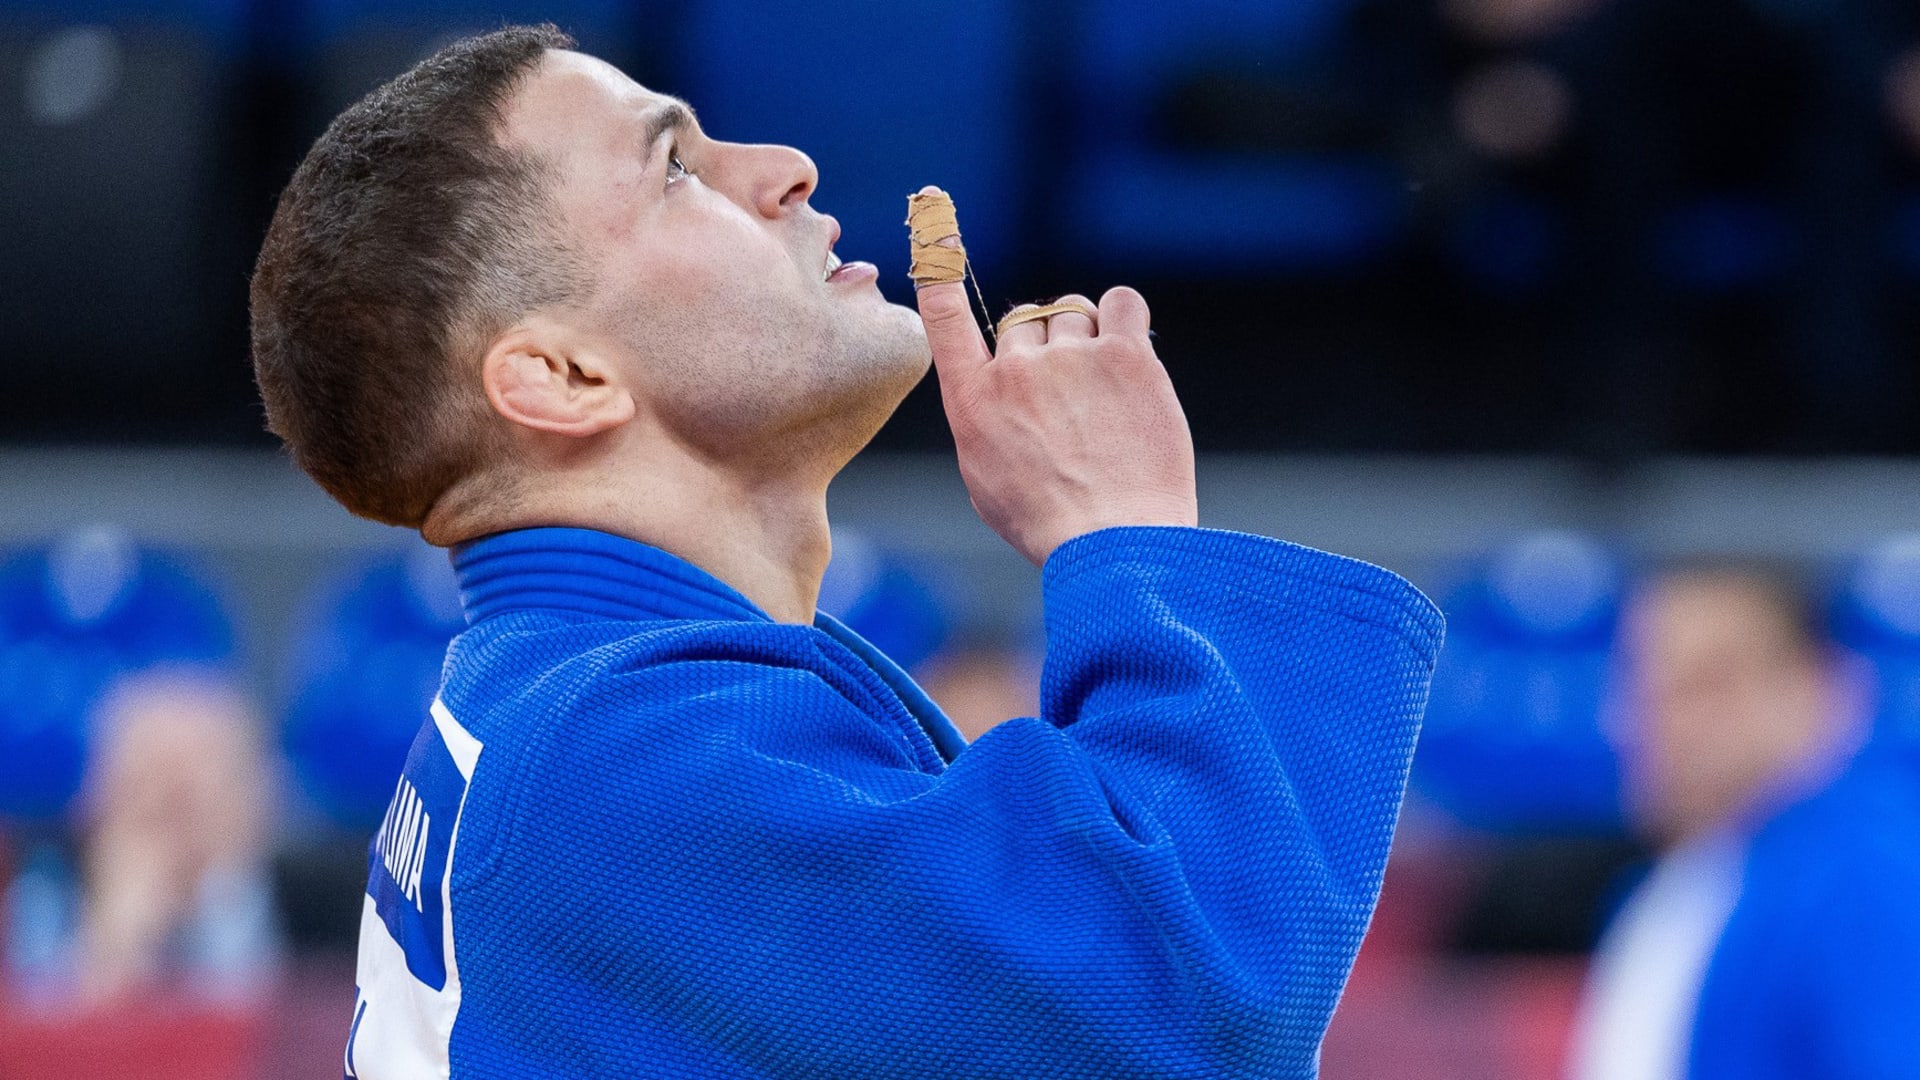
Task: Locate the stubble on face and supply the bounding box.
[501,49,932,474]
[605,262,929,470]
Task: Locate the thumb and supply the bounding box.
[908,187,990,383]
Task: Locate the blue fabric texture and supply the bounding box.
[1690,743,1920,1079]
[417,524,1441,1078]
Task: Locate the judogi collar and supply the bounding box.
[449,526,969,761]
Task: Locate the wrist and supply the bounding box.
[1029,505,1199,565]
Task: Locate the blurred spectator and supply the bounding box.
[1609,567,1851,849]
[1440,0,1590,162]
[1443,0,1603,45]
[74,670,280,1005]
[1889,47,1920,156]
[916,642,1041,744]
[1451,58,1573,162]
[0,527,235,823]
[1569,562,1919,1079]
[0,525,275,1008]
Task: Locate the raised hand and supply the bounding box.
[911,188,1196,566]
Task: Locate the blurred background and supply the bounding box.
[2,0,1919,1076]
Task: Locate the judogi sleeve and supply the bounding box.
[470,527,1441,1079]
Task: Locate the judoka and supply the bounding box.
[249,24,1442,1079]
[1568,565,1920,1079]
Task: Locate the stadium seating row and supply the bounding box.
[0,526,951,831]
[4,525,1920,836]
[1424,532,1920,833]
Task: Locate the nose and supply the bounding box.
[742,143,817,218]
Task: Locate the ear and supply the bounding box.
[481,321,636,438]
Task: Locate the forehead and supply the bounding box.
[499,49,681,156]
[1629,579,1785,658]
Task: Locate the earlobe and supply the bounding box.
[481,328,635,438]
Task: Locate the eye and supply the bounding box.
[666,147,691,186]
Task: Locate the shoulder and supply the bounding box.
[442,616,930,851]
[1744,748,1920,897]
[1698,748,1920,1069]
[1710,748,1920,983]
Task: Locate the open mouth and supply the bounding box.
[821,230,876,285]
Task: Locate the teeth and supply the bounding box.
[824,252,842,281]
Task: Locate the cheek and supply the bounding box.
[651,198,794,282]
[637,239,813,342]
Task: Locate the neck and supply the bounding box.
[428,443,837,625]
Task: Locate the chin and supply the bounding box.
[810,327,924,438]
[844,298,931,372]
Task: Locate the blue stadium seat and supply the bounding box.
[0,0,247,41]
[302,0,631,38]
[1891,192,1920,280]
[1061,0,1404,272]
[1069,0,1352,152]
[1831,535,1920,747]
[817,531,951,676]
[1654,194,1797,294]
[0,527,235,822]
[1068,151,1405,271]
[1417,532,1626,833]
[283,542,465,831]
[0,0,245,413]
[674,0,1023,294]
[297,0,641,123]
[1446,190,1564,295]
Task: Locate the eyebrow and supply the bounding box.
[640,100,696,152]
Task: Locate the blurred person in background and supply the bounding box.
[75,670,280,1005]
[1568,563,1920,1079]
[914,638,1041,744]
[0,528,279,1008]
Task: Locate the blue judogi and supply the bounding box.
[343,525,1441,1079]
[1689,743,1920,1078]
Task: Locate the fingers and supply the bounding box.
[1098,286,1151,340]
[997,303,1048,350]
[914,242,990,383]
[910,186,990,383]
[998,294,1098,348]
[1044,294,1096,340]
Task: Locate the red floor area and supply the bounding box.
[0,996,265,1080]
[0,952,1582,1078]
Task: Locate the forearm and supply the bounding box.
[1035,525,1442,1000]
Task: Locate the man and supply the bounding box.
[1569,564,1920,1079]
[250,26,1443,1078]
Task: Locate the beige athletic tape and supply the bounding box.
[906,191,967,286]
[907,187,1000,347]
[995,302,1100,340]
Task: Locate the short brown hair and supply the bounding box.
[251,24,580,528]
